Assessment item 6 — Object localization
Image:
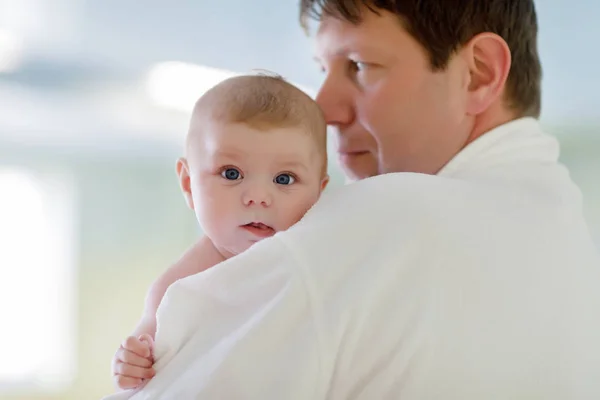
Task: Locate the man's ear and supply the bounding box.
[320,175,330,192]
[461,32,512,116]
[176,158,195,210]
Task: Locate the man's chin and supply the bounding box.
[337,154,378,181]
[340,167,378,182]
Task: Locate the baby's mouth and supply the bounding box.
[244,222,273,230]
[241,222,275,237]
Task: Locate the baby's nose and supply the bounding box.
[242,186,273,207]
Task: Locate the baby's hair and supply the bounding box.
[190,71,328,174]
[196,71,324,135]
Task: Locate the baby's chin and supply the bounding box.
[241,235,275,251]
[214,236,274,258]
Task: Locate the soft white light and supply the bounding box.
[145,61,316,113]
[0,28,23,73]
[0,168,76,391]
[146,61,238,113]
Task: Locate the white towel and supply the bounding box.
[102,118,600,399]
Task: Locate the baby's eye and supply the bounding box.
[221,168,242,180]
[274,173,295,185]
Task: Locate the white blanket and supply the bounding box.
[103,118,600,399]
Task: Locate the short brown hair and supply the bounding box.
[192,72,328,174]
[300,0,542,118]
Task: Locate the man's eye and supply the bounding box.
[221,168,242,180]
[351,60,367,71]
[274,173,295,185]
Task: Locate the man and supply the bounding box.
[108,1,600,399]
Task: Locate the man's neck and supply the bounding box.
[431,106,522,176]
[466,104,522,148]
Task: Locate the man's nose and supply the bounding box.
[242,184,273,207]
[315,73,354,127]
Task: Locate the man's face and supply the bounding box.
[314,8,474,179]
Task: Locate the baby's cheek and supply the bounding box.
[288,195,320,227]
[195,197,229,237]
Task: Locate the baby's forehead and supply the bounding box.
[193,119,313,145]
[191,121,314,156]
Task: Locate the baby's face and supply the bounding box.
[185,122,327,256]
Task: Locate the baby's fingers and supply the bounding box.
[113,360,155,380]
[122,336,151,358]
[114,374,143,390]
[115,348,153,368]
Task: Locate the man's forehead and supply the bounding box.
[313,12,398,59]
[314,15,357,49]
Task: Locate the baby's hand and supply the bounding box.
[112,334,155,390]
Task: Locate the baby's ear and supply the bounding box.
[320,175,330,192]
[176,158,194,210]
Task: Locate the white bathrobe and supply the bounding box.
[104,118,600,399]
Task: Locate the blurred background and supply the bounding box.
[0,0,598,399]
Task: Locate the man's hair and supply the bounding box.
[192,71,328,173]
[300,0,542,118]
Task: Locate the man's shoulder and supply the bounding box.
[276,169,590,271]
[301,173,464,229]
[276,173,464,266]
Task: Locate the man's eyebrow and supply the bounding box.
[313,46,350,61]
[313,44,382,62]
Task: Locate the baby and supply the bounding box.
[110,73,329,391]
